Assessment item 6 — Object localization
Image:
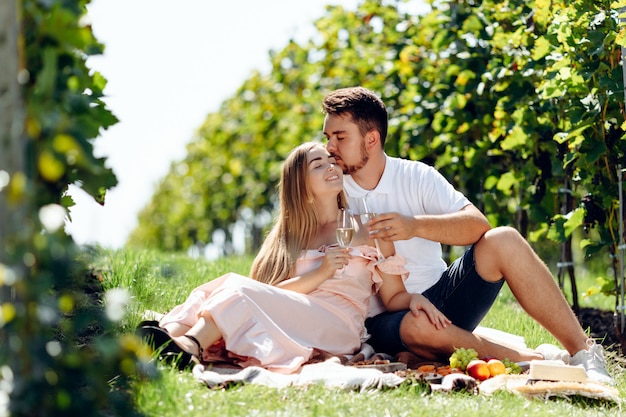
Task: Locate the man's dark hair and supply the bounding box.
[322,86,388,147]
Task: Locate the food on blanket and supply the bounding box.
[431,373,480,395]
[466,359,490,381]
[350,359,390,366]
[436,365,463,376]
[449,347,526,380]
[487,359,506,377]
[450,347,525,380]
[355,362,407,372]
[435,366,450,375]
[528,360,590,382]
[417,364,436,373]
[502,358,522,374]
[449,347,478,371]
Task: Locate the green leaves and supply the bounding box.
[500,126,528,151]
[23,0,118,206]
[547,207,585,242]
[133,0,624,288]
[2,1,137,416]
[532,36,552,60]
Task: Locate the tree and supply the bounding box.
[128,1,412,253]
[1,1,145,415]
[388,0,625,312]
[0,0,26,255]
[132,0,624,319]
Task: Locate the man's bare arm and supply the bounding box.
[369,204,491,246]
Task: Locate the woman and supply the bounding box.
[138,142,450,374]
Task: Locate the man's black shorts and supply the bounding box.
[364,245,504,355]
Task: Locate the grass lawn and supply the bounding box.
[87,247,625,417]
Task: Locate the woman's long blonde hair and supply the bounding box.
[250,142,347,285]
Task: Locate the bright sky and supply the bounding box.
[66,0,427,250]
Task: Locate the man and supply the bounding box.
[322,86,613,385]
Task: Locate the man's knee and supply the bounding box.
[400,313,440,353]
[400,314,461,361]
[474,226,528,276]
[479,226,524,251]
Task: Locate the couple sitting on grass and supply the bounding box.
[138,87,613,385]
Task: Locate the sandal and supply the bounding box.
[161,335,204,371]
[137,325,204,370]
[136,320,161,329]
[136,325,171,350]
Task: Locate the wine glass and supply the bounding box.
[352,196,385,261]
[336,208,355,277]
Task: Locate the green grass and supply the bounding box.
[87,247,626,417]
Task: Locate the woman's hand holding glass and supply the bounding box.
[335,208,354,277]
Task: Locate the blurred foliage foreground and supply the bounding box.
[1,1,143,416]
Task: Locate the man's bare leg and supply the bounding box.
[400,313,543,362]
[473,226,589,355]
[401,226,613,384]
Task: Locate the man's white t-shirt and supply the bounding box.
[344,155,470,314]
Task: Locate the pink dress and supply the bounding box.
[159,245,407,373]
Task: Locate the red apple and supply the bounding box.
[466,359,490,381]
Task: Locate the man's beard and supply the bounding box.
[342,142,369,175]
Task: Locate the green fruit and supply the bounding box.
[449,347,478,371]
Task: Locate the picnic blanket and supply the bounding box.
[141,312,620,403]
[192,357,406,391]
[191,356,621,403]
